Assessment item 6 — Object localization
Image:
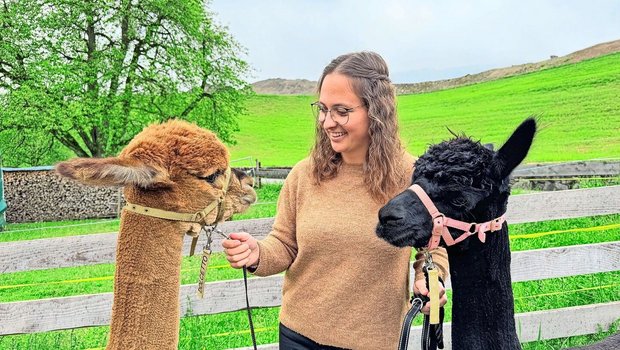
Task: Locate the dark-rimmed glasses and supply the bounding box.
[310,101,364,125]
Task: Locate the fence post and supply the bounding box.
[0,155,6,231]
[255,159,262,188]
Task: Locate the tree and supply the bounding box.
[0,0,252,167]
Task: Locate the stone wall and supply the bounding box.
[3,167,122,223]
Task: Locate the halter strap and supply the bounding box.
[408,184,506,250]
[123,167,232,226]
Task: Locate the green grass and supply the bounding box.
[509,214,620,251]
[229,183,281,221]
[521,320,619,350]
[1,213,618,347]
[0,218,120,242]
[579,176,620,188]
[0,253,251,303]
[228,52,620,166]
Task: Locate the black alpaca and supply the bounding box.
[376,118,537,350]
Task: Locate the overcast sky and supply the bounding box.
[210,0,620,84]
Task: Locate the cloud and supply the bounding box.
[211,0,620,83]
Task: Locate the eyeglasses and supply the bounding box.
[310,101,364,126]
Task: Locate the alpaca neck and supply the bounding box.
[447,228,521,350]
[106,211,185,350]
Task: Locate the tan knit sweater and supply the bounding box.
[254,157,449,349]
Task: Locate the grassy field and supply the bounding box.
[228,52,620,166]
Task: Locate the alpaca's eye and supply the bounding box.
[204,173,218,184]
[451,198,468,208]
[198,171,220,184]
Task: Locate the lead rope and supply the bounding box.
[194,226,257,350]
[398,252,444,350]
[421,252,444,350]
[242,266,258,349]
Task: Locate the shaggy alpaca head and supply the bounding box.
[376,118,536,249]
[55,119,257,223]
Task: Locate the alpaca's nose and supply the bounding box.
[378,206,406,226]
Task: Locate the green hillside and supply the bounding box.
[229,52,620,166]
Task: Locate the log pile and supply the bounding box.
[4,169,121,223]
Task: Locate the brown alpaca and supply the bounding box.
[56,120,257,350]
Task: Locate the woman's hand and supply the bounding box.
[222,232,260,269]
[413,279,447,315]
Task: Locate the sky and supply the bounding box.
[210,0,620,84]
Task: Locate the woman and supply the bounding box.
[223,51,449,349]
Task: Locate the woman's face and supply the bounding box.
[319,73,370,165]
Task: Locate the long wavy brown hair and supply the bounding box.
[310,51,408,203]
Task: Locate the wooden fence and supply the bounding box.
[252,160,620,180]
[1,186,619,349]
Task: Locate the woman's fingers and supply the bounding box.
[227,248,252,268]
[222,232,259,269]
[224,243,249,256]
[229,231,251,241]
[221,239,241,249]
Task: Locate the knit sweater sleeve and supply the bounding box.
[412,247,450,283]
[251,160,303,276]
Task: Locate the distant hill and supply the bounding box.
[251,39,620,95]
[251,78,317,95]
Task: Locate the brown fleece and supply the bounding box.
[55,119,256,350]
[253,156,449,350]
[106,212,186,349]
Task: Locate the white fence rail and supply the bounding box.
[2,186,619,274]
[1,241,619,336]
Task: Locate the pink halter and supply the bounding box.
[408,184,506,250]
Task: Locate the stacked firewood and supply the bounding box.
[3,169,122,223]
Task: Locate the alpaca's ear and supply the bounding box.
[55,157,172,188]
[495,118,537,178]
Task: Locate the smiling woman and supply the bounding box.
[222,51,450,349]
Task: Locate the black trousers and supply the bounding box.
[279,323,350,350]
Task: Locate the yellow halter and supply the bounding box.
[123,167,232,226]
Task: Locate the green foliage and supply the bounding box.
[0,0,252,167]
[228,53,620,166]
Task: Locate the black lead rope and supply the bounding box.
[421,262,445,350]
[398,294,445,350]
[242,266,258,350]
[197,227,257,350]
[398,263,445,350]
[421,305,444,350]
[398,296,425,350]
